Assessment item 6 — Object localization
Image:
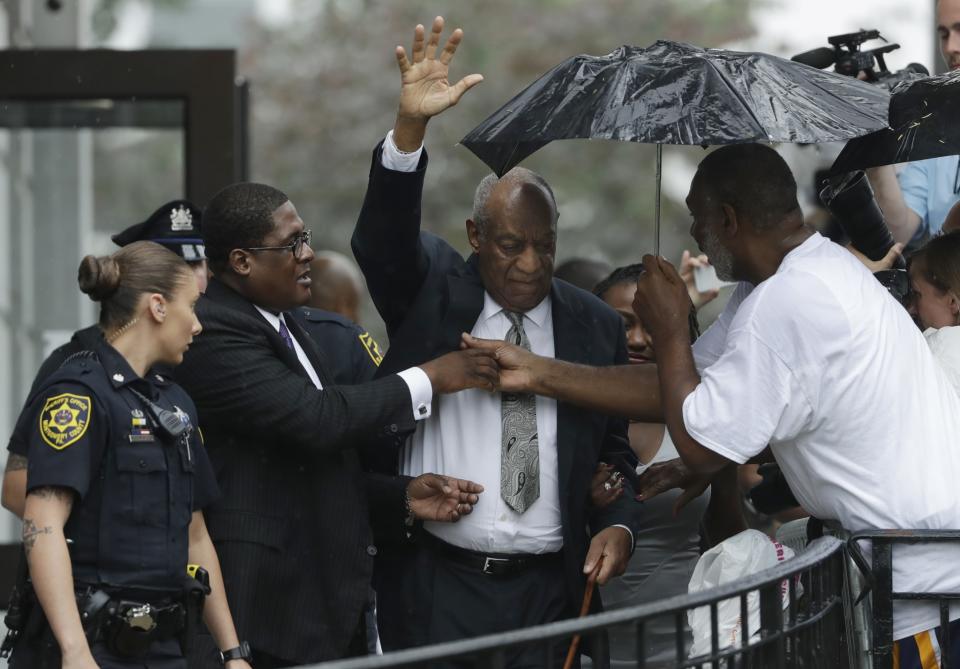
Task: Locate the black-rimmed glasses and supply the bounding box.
[243,229,312,259]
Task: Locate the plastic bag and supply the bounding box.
[687,529,798,657]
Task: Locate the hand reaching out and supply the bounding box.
[635,457,711,516]
[460,333,541,394]
[408,473,484,522]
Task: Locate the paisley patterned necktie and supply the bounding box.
[500,311,540,513]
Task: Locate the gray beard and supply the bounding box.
[700,226,736,282]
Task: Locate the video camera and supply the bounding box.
[792,29,928,89]
[820,171,909,302]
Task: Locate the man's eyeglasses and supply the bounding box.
[243,230,312,259]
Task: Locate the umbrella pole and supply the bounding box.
[654,143,662,257]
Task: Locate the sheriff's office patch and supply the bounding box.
[359,332,383,367]
[39,393,91,450]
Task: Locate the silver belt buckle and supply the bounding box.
[124,604,157,632]
[481,556,510,575]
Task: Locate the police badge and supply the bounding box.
[39,393,91,450]
[169,204,194,231]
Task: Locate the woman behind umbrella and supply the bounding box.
[590,263,746,667]
[11,242,250,669]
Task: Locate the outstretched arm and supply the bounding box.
[352,17,483,332]
[462,334,664,422]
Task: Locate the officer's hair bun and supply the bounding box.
[78,254,121,301]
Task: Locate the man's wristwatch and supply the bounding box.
[219,641,252,664]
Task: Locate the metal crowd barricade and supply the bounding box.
[847,529,960,669]
[303,535,848,669]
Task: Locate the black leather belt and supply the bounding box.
[421,532,561,577]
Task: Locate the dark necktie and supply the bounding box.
[278,318,295,351]
[501,311,540,513]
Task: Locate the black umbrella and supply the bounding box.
[460,40,890,252]
[830,69,960,175]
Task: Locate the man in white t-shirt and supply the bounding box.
[466,144,960,653]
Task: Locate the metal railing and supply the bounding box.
[303,535,848,669]
[848,530,960,669]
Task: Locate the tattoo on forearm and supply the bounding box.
[22,517,53,557]
[4,454,27,472]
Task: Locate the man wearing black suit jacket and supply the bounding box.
[175,182,498,667]
[352,18,640,666]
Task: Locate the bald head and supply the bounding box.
[692,144,801,230]
[472,167,558,240]
[467,166,559,312]
[307,250,365,322]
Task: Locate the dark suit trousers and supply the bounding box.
[188,619,368,669]
[379,540,578,669]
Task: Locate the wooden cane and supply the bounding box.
[562,556,604,669]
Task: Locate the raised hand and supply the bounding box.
[393,16,484,150]
[634,255,694,344]
[408,473,484,522]
[679,250,720,309]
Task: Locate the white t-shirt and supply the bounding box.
[924,326,960,400]
[684,232,960,640]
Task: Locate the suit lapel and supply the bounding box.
[203,278,321,383]
[550,282,592,511]
[438,254,485,349]
[284,313,334,387]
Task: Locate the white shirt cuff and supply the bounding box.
[612,524,635,550]
[397,367,433,421]
[381,129,423,173]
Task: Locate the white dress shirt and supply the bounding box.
[402,293,562,554]
[382,130,635,554]
[254,306,433,421]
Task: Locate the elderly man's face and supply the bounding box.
[939,0,960,70]
[468,181,557,313]
[687,176,737,282]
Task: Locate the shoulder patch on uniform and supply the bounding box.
[39,393,91,450]
[358,332,383,366]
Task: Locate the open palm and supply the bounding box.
[395,17,483,122]
[408,473,484,523]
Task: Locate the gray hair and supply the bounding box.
[471,167,558,239]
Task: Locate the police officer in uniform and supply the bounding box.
[2,200,207,518]
[7,242,251,669]
[293,308,382,385]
